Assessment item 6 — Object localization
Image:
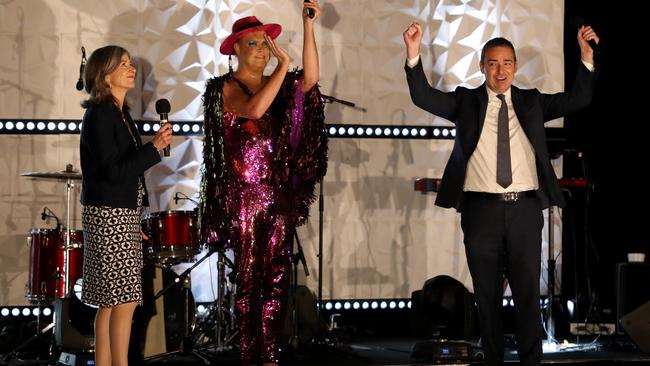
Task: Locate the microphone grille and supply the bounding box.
[155,98,171,114]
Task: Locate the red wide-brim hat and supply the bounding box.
[219,16,282,55]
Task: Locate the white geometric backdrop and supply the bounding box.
[0,0,564,305]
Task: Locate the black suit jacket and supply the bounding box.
[405,59,596,210]
[80,101,161,209]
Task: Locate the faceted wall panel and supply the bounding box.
[0,0,564,305]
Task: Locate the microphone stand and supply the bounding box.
[321,94,367,112]
[308,181,367,362]
[287,229,310,350]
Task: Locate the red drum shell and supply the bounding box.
[141,210,199,260]
[26,228,83,303]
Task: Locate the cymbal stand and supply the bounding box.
[63,175,75,298]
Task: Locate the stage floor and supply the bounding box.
[2,334,648,365]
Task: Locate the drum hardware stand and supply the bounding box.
[1,305,56,363]
[144,248,217,365]
[210,246,238,353]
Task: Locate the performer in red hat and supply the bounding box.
[199,2,326,365]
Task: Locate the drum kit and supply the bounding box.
[16,165,238,360]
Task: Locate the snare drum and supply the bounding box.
[26,228,84,303]
[141,211,199,260]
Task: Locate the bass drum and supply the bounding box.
[133,265,196,359]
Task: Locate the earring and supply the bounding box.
[228,55,233,74]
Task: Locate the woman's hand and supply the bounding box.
[152,122,173,152]
[303,0,321,21]
[265,33,291,68]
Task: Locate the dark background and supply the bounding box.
[561,1,648,323]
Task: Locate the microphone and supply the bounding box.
[174,192,199,205]
[571,16,600,56]
[155,98,171,157]
[76,46,86,91]
[304,0,314,19]
[41,208,47,221]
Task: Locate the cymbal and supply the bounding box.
[20,170,82,181]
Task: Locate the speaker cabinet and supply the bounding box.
[621,301,650,353]
[616,263,650,334]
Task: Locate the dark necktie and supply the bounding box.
[496,94,512,188]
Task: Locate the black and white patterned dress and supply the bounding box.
[81,182,145,307]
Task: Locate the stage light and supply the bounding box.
[27,122,35,130]
[68,122,77,131]
[433,128,441,136]
[509,299,515,307]
[11,308,20,316]
[567,300,575,318]
[328,126,337,135]
[0,122,4,129]
[343,302,351,310]
[192,124,201,133]
[392,128,400,136]
[411,275,477,339]
[347,127,354,136]
[47,122,56,131]
[22,308,31,316]
[365,127,373,135]
[356,127,364,136]
[172,124,181,132]
[383,127,391,136]
[57,122,66,131]
[398,301,406,309]
[419,128,427,137]
[32,308,40,316]
[182,124,190,133]
[334,302,342,310]
[353,302,360,309]
[389,301,397,309]
[1,308,9,316]
[43,307,52,316]
[16,121,25,130]
[5,121,14,130]
[371,301,379,309]
[362,301,369,309]
[37,122,46,130]
[325,302,333,310]
[380,301,387,309]
[338,127,345,135]
[153,124,160,132]
[374,127,382,135]
[143,123,151,132]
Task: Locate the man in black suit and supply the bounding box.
[403,23,599,366]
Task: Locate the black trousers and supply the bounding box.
[460,194,544,366]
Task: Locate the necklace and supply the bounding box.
[119,110,138,147]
